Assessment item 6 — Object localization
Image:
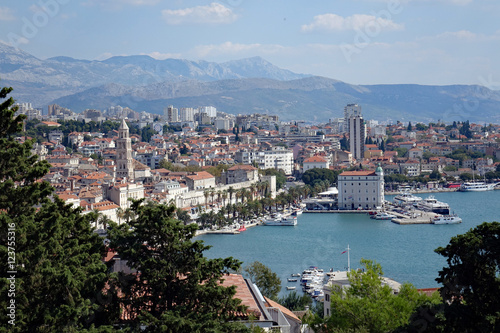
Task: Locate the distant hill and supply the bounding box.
[1,42,500,123]
[51,77,500,123]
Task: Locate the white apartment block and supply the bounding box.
[236,148,294,175]
[179,107,196,122]
[164,105,179,123]
[198,106,217,117]
[338,167,384,210]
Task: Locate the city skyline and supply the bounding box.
[0,0,499,87]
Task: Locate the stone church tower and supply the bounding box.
[116,119,134,181]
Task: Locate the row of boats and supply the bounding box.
[286,267,327,299]
[261,208,302,226]
[394,193,450,214]
[390,192,462,224]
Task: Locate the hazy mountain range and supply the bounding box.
[1,41,500,123]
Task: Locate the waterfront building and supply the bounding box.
[116,119,134,181]
[337,166,384,210]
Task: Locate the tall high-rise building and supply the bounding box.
[349,115,365,161]
[198,106,217,117]
[344,104,362,133]
[164,105,179,123]
[116,119,134,181]
[179,107,196,122]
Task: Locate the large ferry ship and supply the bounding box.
[459,182,497,192]
[393,192,422,206]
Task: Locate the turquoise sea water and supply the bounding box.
[196,190,500,291]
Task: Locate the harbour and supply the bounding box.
[196,190,500,294]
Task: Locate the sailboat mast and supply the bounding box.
[347,244,350,271]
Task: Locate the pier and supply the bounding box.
[390,211,436,225]
[305,209,374,214]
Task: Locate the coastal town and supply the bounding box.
[13,102,500,231]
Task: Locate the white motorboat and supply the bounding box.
[373,212,397,220]
[416,195,450,214]
[287,278,298,282]
[262,214,297,226]
[393,192,422,206]
[433,214,462,224]
[286,286,296,290]
[460,182,497,192]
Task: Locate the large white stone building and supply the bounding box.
[108,182,145,209]
[338,166,384,210]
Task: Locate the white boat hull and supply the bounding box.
[433,215,462,224]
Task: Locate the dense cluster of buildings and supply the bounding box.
[14,101,500,224]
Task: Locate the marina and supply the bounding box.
[197,190,500,294]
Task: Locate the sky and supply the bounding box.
[1,0,500,87]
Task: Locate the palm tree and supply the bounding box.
[240,188,249,204]
[116,207,125,225]
[262,181,270,197]
[228,187,235,205]
[203,190,210,210]
[123,207,135,223]
[250,184,257,201]
[222,190,228,207]
[235,189,242,204]
[210,189,216,208]
[217,190,222,207]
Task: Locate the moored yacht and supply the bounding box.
[262,214,297,226]
[433,214,462,224]
[372,212,397,220]
[393,192,423,206]
[416,195,450,214]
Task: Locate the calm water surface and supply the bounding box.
[196,190,500,291]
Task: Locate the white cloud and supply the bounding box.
[162,3,238,25]
[141,51,182,60]
[413,0,472,4]
[95,52,115,61]
[0,7,15,21]
[437,30,478,40]
[192,41,286,58]
[419,30,500,42]
[301,13,404,33]
[83,0,159,10]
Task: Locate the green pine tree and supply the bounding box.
[0,85,111,332]
[107,200,249,332]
